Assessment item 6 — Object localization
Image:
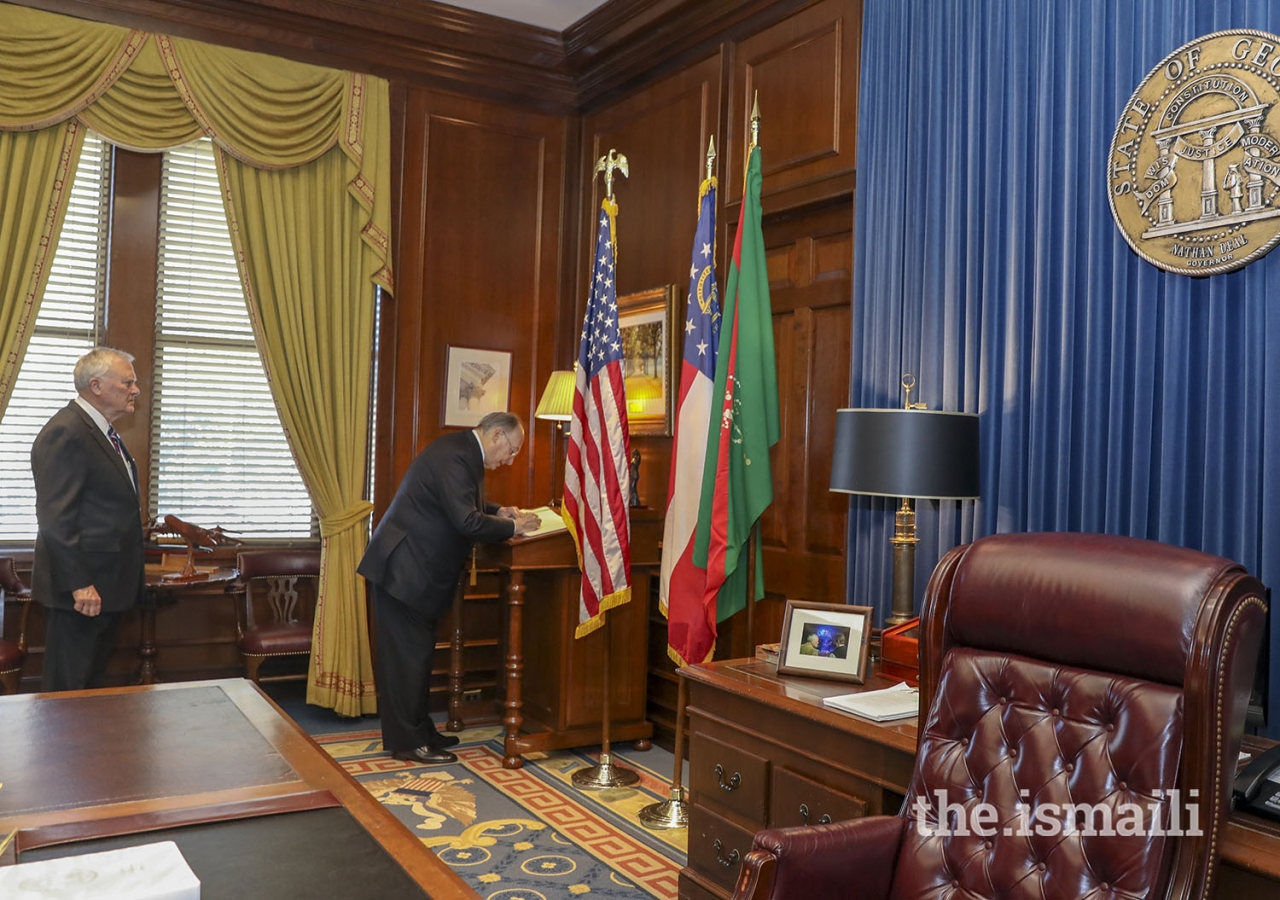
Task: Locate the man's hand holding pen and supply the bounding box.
[500,506,542,535]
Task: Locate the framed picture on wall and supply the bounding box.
[442,345,512,428]
[618,284,680,436]
[776,599,874,683]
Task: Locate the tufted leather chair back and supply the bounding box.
[898,532,1266,900]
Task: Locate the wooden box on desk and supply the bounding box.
[880,617,920,686]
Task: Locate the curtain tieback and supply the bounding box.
[319,500,374,538]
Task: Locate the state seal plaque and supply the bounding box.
[1109,29,1280,275]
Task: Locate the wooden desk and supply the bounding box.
[0,680,476,899]
[678,659,1280,900]
[475,511,661,768]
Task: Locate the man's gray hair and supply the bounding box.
[477,411,523,438]
[73,347,135,392]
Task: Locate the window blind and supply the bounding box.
[0,133,108,540]
[150,139,313,537]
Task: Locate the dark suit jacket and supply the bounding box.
[358,429,515,617]
[31,401,145,613]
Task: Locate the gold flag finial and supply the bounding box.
[749,91,761,149]
[705,135,716,181]
[594,148,629,199]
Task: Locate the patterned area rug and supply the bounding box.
[318,726,687,900]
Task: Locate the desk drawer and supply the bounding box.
[769,765,868,828]
[687,804,754,893]
[690,732,768,823]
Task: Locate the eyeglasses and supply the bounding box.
[498,430,521,461]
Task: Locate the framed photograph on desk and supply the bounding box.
[776,599,873,683]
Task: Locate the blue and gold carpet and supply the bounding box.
[317,726,687,900]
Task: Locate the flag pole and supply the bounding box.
[639,132,720,830]
[573,148,640,791]
[744,94,761,654]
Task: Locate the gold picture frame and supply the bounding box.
[775,599,873,684]
[617,284,680,436]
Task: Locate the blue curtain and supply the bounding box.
[851,0,1280,734]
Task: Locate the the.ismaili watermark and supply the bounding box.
[911,789,1202,838]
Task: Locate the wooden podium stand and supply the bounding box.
[475,510,661,768]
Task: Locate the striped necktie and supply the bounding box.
[107,425,125,458]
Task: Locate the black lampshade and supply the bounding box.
[830,408,980,499]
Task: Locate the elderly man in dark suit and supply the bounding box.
[32,347,145,691]
[360,411,541,764]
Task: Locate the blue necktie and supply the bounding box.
[107,425,125,458]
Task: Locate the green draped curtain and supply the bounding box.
[0,4,392,715]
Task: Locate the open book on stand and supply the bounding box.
[822,681,919,722]
[516,505,569,539]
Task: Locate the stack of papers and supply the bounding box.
[823,681,919,721]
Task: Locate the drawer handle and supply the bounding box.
[713,839,740,868]
[714,763,741,791]
[799,803,832,826]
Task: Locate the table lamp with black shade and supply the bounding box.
[830,375,980,626]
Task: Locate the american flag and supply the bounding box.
[563,198,632,638]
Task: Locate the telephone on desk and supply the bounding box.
[1234,743,1280,820]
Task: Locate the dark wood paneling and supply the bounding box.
[759,201,852,605]
[385,88,567,509]
[104,148,161,515]
[579,52,724,511]
[567,0,816,111]
[725,0,861,208]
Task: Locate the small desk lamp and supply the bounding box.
[829,375,979,625]
[535,368,576,504]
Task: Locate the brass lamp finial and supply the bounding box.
[901,373,927,410]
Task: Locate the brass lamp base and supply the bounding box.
[885,497,919,626]
[572,753,640,790]
[638,786,689,829]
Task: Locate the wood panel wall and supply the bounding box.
[2,0,862,730]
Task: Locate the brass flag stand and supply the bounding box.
[572,613,641,789]
[573,147,640,792]
[639,674,689,827]
[639,134,727,830]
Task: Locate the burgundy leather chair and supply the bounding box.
[229,549,320,684]
[0,557,33,694]
[733,533,1267,900]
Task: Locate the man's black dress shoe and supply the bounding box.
[391,746,458,764]
[435,733,461,749]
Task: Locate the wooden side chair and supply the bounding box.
[229,549,320,684]
[0,557,33,694]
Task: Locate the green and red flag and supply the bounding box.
[692,145,779,621]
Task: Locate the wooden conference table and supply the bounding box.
[0,679,477,899]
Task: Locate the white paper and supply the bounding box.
[0,840,200,900]
[823,681,919,721]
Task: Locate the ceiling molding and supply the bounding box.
[7,0,823,113]
[11,0,577,111]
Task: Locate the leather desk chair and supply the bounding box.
[734,532,1267,900]
[229,549,320,684]
[0,557,33,694]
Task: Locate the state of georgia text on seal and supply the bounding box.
[1109,29,1280,275]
